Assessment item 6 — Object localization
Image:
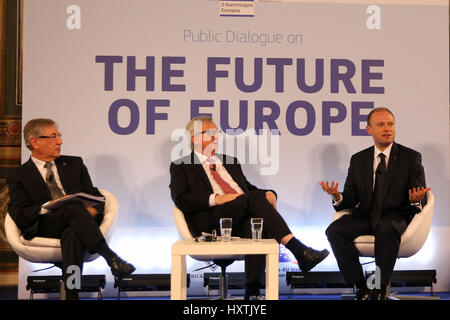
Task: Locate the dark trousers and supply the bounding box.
[326,213,410,286]
[208,190,292,288]
[36,202,105,283]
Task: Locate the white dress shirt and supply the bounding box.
[372,143,393,189]
[194,151,244,207]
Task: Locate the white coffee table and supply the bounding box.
[171,238,279,300]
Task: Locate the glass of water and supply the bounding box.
[220,218,232,242]
[251,218,263,242]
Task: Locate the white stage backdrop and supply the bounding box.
[20,0,449,298]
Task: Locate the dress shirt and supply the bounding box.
[372,143,393,189]
[194,151,244,206]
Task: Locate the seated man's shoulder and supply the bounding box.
[171,154,195,166]
[352,146,373,160]
[216,153,239,165]
[170,153,240,166]
[395,143,420,156]
[7,158,37,180]
[56,155,83,164]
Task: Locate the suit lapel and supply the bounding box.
[55,157,71,194]
[381,142,399,201]
[23,158,52,199]
[221,156,248,193]
[191,152,213,193]
[364,146,375,202]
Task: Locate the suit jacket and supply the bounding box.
[334,142,426,219]
[169,152,275,237]
[6,155,104,239]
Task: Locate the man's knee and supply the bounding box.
[247,189,268,203]
[325,220,344,242]
[62,202,89,218]
[374,220,400,239]
[61,226,83,245]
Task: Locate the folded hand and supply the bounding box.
[265,191,277,210]
[215,193,244,206]
[86,206,98,218]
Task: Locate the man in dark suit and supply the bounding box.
[7,118,135,299]
[320,107,430,300]
[170,116,329,299]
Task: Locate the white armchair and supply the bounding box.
[332,191,437,299]
[5,189,118,264]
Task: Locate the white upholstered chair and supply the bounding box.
[173,205,245,299]
[5,189,118,264]
[332,191,438,299]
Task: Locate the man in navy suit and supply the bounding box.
[321,107,430,300]
[7,118,135,299]
[170,116,329,299]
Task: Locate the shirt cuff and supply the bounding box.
[332,193,343,206]
[40,203,50,215]
[209,194,216,207]
[411,202,422,211]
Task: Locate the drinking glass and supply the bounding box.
[220,218,232,242]
[251,218,263,242]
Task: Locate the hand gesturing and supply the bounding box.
[409,187,431,203]
[320,180,341,202]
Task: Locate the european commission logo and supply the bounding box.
[220,0,255,17]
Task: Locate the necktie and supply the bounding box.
[370,153,386,228]
[44,162,65,200]
[207,158,238,194]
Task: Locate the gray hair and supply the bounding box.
[185,116,214,150]
[23,118,58,150]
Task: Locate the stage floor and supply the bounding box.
[1,286,449,300]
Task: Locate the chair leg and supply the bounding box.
[387,282,440,300]
[59,280,66,300]
[219,266,228,300]
[389,293,440,300]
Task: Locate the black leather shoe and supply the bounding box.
[354,288,371,300]
[370,289,386,300]
[110,256,136,278]
[244,285,261,300]
[297,248,330,272]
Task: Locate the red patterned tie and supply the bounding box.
[207,158,238,194]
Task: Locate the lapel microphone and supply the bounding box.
[211,164,216,171]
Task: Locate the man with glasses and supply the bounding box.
[170,116,329,300]
[320,107,430,300]
[7,118,135,299]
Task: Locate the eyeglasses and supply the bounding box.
[199,129,222,137]
[37,133,62,139]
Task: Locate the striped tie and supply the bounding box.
[44,162,65,200]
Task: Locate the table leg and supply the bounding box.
[171,254,187,300]
[265,252,279,300]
